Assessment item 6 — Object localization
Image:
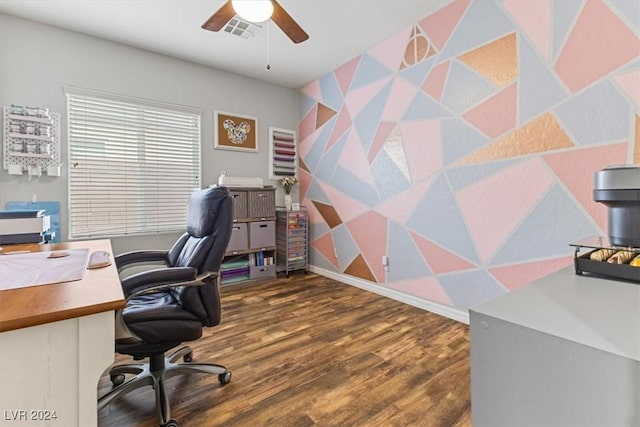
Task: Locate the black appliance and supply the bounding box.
[593,165,640,247]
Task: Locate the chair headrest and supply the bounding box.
[187,187,231,238]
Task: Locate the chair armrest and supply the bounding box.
[125,272,219,302]
[115,250,169,270]
[121,266,197,297]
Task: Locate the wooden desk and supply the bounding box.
[0,239,125,427]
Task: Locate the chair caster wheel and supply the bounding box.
[183,351,193,362]
[218,371,232,385]
[162,419,179,427]
[110,374,125,386]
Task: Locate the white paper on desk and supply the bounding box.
[0,248,90,291]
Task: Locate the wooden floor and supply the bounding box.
[98,273,471,427]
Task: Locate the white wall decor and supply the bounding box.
[268,127,297,180]
[3,105,62,176]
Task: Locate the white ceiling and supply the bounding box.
[0,0,451,88]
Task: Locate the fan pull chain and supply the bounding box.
[266,20,271,70]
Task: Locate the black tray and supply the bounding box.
[574,249,640,283]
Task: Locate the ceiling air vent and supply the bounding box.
[224,16,261,39]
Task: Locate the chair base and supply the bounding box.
[98,346,231,427]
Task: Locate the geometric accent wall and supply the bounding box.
[298,0,640,311]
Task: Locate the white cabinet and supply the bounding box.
[470,267,640,426]
[2,105,62,176]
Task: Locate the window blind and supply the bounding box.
[66,88,201,239]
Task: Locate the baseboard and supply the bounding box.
[309,266,469,325]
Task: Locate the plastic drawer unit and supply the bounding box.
[276,207,309,277]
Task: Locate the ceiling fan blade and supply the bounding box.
[201,1,236,32]
[271,0,309,44]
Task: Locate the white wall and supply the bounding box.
[0,13,298,254]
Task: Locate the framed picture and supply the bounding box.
[214,111,258,152]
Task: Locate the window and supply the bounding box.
[66,87,201,239]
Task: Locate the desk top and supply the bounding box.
[470,267,640,361]
[0,239,125,332]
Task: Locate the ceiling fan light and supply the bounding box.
[231,0,273,23]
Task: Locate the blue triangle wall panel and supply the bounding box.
[438,0,516,61]
[407,173,480,264]
[331,166,380,208]
[302,117,335,173]
[446,158,521,192]
[332,224,364,272]
[310,246,340,272]
[518,37,569,125]
[609,0,640,32]
[305,178,332,205]
[438,270,506,310]
[402,92,451,121]
[554,80,631,146]
[387,221,433,281]
[399,56,437,87]
[491,185,600,265]
[551,0,585,61]
[371,148,412,202]
[441,117,490,165]
[320,72,345,112]
[300,93,317,118]
[441,61,498,115]
[350,54,394,90]
[353,81,392,153]
[315,132,347,183]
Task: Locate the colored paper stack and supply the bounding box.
[220,257,250,285]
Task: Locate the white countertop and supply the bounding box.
[471,267,640,361]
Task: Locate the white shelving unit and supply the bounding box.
[2,106,62,176]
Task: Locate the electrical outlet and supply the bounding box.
[382,255,389,271]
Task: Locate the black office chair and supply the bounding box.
[98,186,233,427]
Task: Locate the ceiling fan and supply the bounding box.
[202,0,309,44]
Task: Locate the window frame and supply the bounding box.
[65,86,202,239]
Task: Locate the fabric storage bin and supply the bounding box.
[249,264,276,280]
[247,189,275,219]
[229,190,248,221]
[249,221,275,249]
[226,223,248,253]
